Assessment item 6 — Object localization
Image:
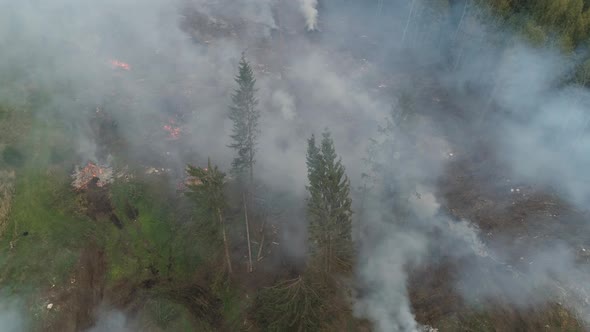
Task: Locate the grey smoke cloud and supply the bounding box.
[85,309,132,332]
[493,46,590,207]
[355,227,428,332]
[468,43,590,324]
[0,297,26,332]
[2,0,590,330]
[270,89,296,121]
[350,2,590,330]
[298,0,319,31]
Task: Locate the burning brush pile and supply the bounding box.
[163,118,183,140]
[71,162,114,190]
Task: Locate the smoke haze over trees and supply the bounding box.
[1,0,590,331]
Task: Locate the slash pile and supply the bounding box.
[71,162,114,190]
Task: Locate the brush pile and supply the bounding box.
[176,173,204,192]
[71,162,114,190]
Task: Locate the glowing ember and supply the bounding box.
[163,118,182,140]
[71,162,114,190]
[110,60,131,71]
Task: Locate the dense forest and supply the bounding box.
[1,0,590,331]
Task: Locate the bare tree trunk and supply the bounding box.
[277,0,285,80]
[243,192,253,272]
[452,44,465,71]
[478,81,497,126]
[402,0,416,45]
[217,208,233,274]
[248,149,254,185]
[326,234,331,274]
[452,0,469,44]
[256,220,266,261]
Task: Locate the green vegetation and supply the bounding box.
[106,176,199,284]
[185,159,233,274]
[2,146,24,167]
[0,105,32,147]
[255,276,324,331]
[251,130,354,331]
[0,168,96,288]
[0,111,94,289]
[306,131,353,275]
[0,103,226,329]
[485,0,590,49]
[476,0,590,83]
[2,3,590,330]
[228,54,260,182]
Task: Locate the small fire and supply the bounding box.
[163,118,182,140]
[72,162,114,190]
[110,60,131,71]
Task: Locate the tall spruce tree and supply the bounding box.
[228,54,260,184]
[306,130,353,275]
[186,159,233,274]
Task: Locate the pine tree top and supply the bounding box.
[235,53,257,92]
[228,53,260,181]
[320,130,338,168]
[306,129,353,275]
[306,129,351,209]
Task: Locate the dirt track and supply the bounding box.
[41,243,106,332]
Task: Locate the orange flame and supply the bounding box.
[81,163,105,187]
[110,60,131,71]
[163,118,182,140]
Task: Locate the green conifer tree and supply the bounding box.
[306,130,353,275]
[186,159,233,274]
[228,54,260,184]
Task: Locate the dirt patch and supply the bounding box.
[410,262,464,324]
[439,147,588,251]
[40,243,107,332]
[73,245,107,330]
[0,170,16,237]
[82,178,123,229]
[407,144,589,330]
[124,200,139,221]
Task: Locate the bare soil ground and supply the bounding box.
[40,243,106,332]
[406,142,589,331]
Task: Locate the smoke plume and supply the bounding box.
[298,0,319,31]
[0,297,26,332]
[3,0,590,330]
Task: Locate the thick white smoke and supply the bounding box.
[355,228,427,332]
[3,0,590,330]
[298,0,319,31]
[271,89,296,120]
[85,309,131,332]
[0,297,25,332]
